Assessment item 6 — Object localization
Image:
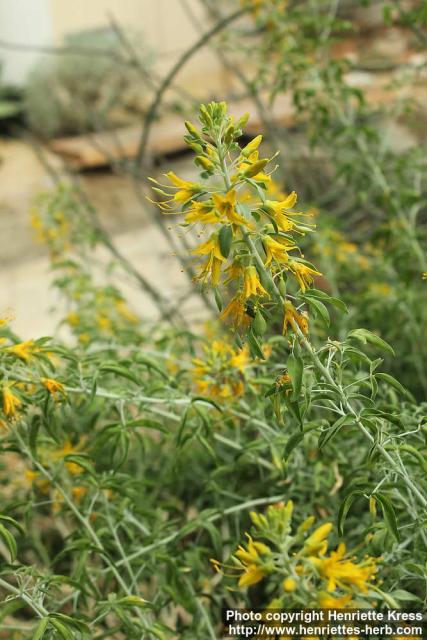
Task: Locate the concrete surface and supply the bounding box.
[0,139,206,338]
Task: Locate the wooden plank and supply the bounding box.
[48,93,294,169]
[49,79,427,170]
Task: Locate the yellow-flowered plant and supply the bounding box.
[154,103,427,524]
[151,101,317,356]
[192,339,249,399]
[213,502,382,609]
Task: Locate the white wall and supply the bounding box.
[0,0,52,84]
[0,0,232,95]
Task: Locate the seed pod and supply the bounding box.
[214,287,223,312]
[218,225,233,259]
[253,310,267,335]
[278,278,287,297]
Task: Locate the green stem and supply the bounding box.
[11,430,151,630]
[116,493,287,566]
[136,6,248,169]
[246,235,427,510]
[0,577,49,619]
[217,138,427,511]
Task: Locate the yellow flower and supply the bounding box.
[263,236,295,267]
[303,522,332,556]
[311,543,378,593]
[192,341,248,399]
[317,592,353,608]
[47,440,85,475]
[25,469,39,484]
[4,340,38,362]
[115,300,139,324]
[67,312,80,326]
[265,194,314,234]
[242,265,268,299]
[229,345,250,371]
[235,150,271,186]
[224,261,244,284]
[212,190,248,227]
[275,373,291,391]
[185,201,219,225]
[24,469,50,494]
[97,315,112,332]
[283,300,309,335]
[220,297,250,329]
[335,240,357,262]
[41,377,66,397]
[0,310,15,328]
[192,235,226,286]
[283,576,297,592]
[288,261,321,292]
[235,535,271,587]
[298,516,316,533]
[166,171,201,204]
[241,134,263,157]
[2,385,21,418]
[368,282,392,297]
[72,486,87,503]
[395,631,420,640]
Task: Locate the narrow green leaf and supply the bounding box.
[213,287,223,312]
[375,494,400,542]
[99,363,140,385]
[32,617,50,640]
[218,225,233,258]
[0,515,24,535]
[348,328,395,356]
[337,490,364,536]
[63,455,96,476]
[318,415,351,449]
[375,372,414,401]
[304,297,330,326]
[247,329,264,360]
[0,524,17,562]
[287,354,304,400]
[117,595,151,609]
[50,620,74,640]
[283,432,304,460]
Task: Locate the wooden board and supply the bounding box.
[49,77,427,170]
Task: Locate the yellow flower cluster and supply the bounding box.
[150,102,320,341]
[192,339,249,399]
[30,207,71,256]
[0,320,67,420]
[213,501,381,610]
